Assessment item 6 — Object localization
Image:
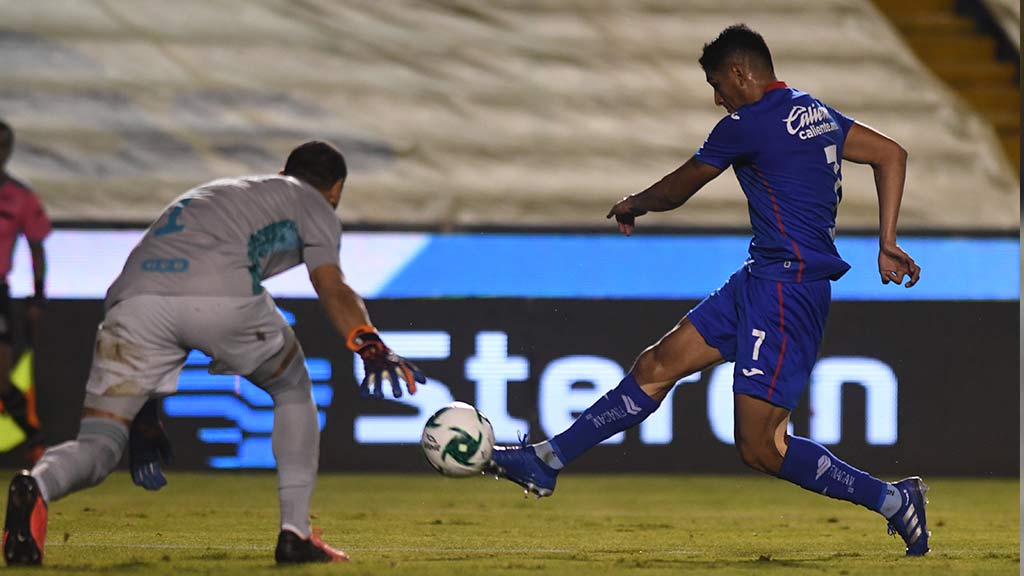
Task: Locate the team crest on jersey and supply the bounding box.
[783,105,839,140]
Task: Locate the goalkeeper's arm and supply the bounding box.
[309,263,425,398]
[309,263,372,338]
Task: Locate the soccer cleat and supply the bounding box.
[489,444,558,498]
[886,476,930,556]
[3,470,47,566]
[274,528,349,563]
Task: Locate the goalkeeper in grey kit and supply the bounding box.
[2,141,424,566]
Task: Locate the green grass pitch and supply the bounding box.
[4,471,1018,575]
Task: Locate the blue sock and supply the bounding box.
[547,374,659,466]
[778,436,889,513]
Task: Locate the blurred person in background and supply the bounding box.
[490,24,929,557]
[0,120,50,462]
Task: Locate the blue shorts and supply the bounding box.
[688,266,831,411]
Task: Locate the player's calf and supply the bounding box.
[777,436,930,555]
[490,374,659,498]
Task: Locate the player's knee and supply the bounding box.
[735,436,782,475]
[270,351,312,406]
[249,327,312,404]
[635,344,690,387]
[735,439,761,470]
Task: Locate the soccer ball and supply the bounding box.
[421,402,495,477]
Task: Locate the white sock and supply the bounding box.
[280,523,309,539]
[879,483,903,518]
[532,441,564,470]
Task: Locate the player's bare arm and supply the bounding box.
[309,263,372,336]
[606,156,722,235]
[842,122,921,288]
[309,263,425,397]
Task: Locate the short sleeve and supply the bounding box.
[694,114,753,170]
[297,191,341,272]
[827,105,855,137]
[19,191,51,242]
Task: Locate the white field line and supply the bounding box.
[46,542,688,554]
[44,543,984,557]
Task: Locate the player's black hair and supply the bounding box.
[699,24,775,75]
[283,140,347,191]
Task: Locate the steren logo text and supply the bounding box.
[784,105,839,140]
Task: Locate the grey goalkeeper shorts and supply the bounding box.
[85,293,290,404]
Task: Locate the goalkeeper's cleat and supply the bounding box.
[275,528,349,563]
[3,470,47,566]
[489,444,558,498]
[886,476,930,556]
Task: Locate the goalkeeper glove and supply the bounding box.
[129,399,174,491]
[346,325,426,399]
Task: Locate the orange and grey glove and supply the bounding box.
[346,325,426,399]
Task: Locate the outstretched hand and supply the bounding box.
[347,325,426,399]
[606,196,646,236]
[878,243,920,288]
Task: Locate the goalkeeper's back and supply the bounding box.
[105,174,342,309]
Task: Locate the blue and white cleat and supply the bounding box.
[489,445,558,498]
[887,476,930,556]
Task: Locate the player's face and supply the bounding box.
[327,178,345,209]
[705,69,744,114]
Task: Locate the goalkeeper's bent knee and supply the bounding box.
[248,326,313,404]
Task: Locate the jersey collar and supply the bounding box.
[740,81,789,114]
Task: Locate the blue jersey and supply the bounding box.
[695,82,854,282]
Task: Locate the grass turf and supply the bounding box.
[2,471,1017,575]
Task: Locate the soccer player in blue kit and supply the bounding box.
[490,24,929,556]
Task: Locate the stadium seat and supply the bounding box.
[0,1,1017,229]
[874,0,1020,176]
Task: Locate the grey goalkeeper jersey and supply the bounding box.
[106,175,341,308]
